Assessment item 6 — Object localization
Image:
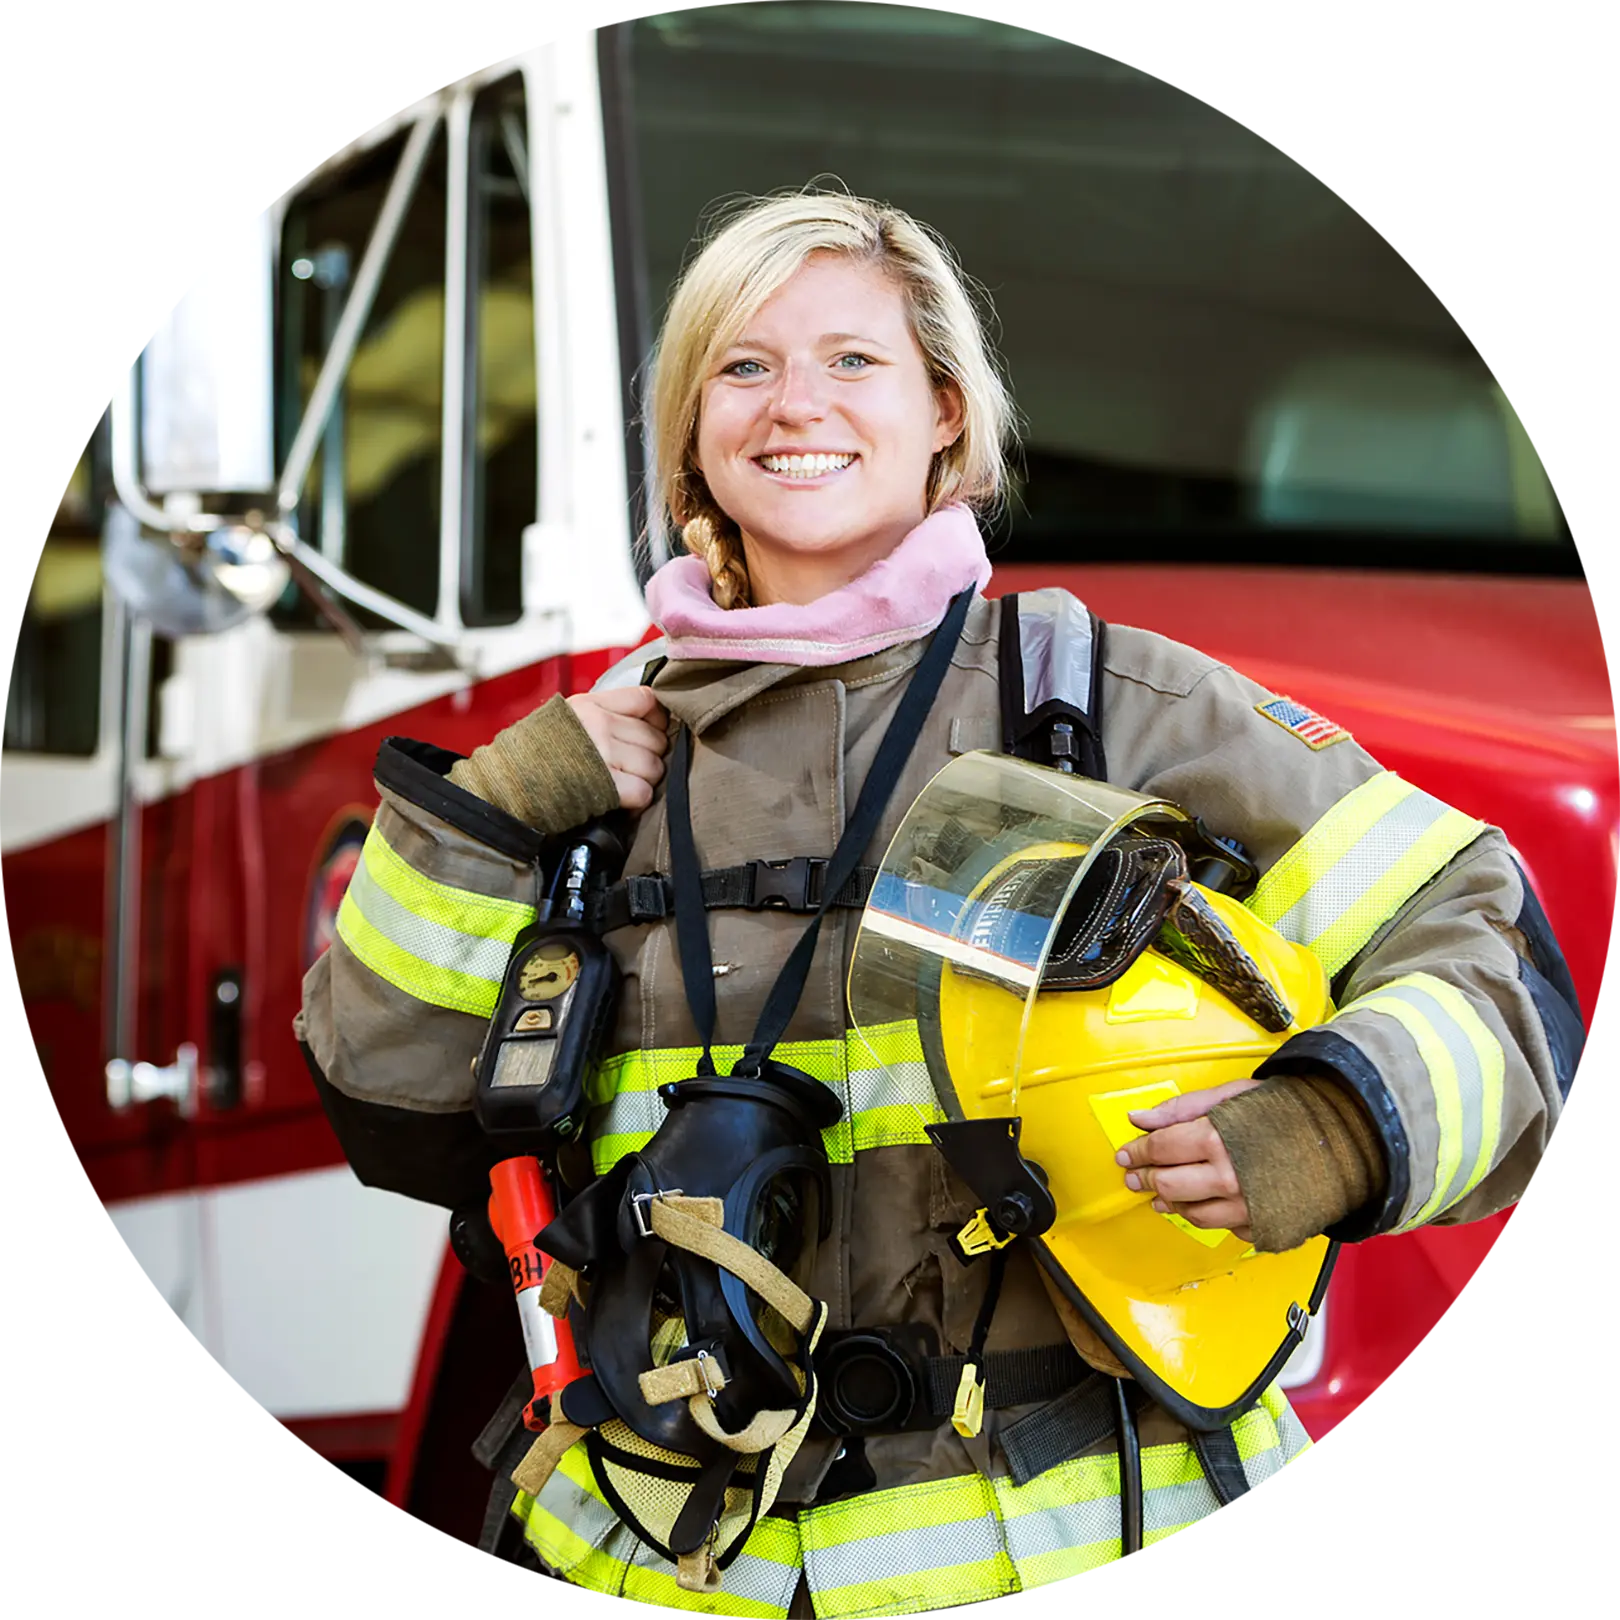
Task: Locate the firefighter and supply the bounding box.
[297,190,1578,1615]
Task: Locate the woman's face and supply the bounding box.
[694,253,964,601]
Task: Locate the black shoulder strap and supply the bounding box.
[667,587,975,1076]
[999,589,1108,780]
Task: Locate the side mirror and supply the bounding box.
[102,505,288,638]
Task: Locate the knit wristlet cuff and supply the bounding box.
[447,694,619,832]
[1210,1075,1389,1254]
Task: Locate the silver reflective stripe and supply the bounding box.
[591,1085,667,1144]
[805,1511,1005,1593]
[628,1537,798,1609]
[532,1460,623,1554]
[1017,588,1094,716]
[1268,789,1451,948]
[1356,979,1492,1221]
[1001,1471,1221,1561]
[846,1057,935,1115]
[345,855,516,981]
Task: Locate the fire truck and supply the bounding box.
[4,5,1608,1546]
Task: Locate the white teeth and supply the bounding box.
[760,452,856,478]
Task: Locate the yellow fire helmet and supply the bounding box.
[847,752,1335,1430]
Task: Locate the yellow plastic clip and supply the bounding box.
[951,1363,986,1438]
[956,1209,1015,1258]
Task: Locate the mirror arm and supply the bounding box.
[276,109,442,514]
[264,520,463,651]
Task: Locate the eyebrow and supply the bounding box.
[725,332,894,352]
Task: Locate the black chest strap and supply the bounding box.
[665,587,974,1075]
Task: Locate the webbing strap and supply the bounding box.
[1189,1424,1251,1506]
[998,1375,1116,1487]
[921,1344,1090,1417]
[667,587,975,1075]
[591,864,879,932]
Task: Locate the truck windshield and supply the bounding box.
[607,2,1576,576]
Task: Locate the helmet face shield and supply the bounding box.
[848,752,1188,1122]
[849,752,1336,1428]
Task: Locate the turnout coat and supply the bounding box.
[298,591,1574,1616]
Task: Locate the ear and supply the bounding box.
[932,381,966,454]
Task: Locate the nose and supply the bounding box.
[768,357,827,426]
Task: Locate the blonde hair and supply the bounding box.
[647,190,1014,609]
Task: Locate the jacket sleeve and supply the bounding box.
[1256,830,1581,1239]
[295,736,548,1209]
[1099,622,1579,1241]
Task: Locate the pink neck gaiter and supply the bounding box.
[644,504,991,666]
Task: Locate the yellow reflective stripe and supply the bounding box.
[1304,808,1484,979]
[1347,973,1506,1228]
[1248,772,1486,978]
[850,1018,927,1070]
[997,1437,1255,1581]
[520,1427,1309,1609]
[801,1472,1014,1618]
[849,1103,940,1153]
[519,1450,800,1615]
[360,820,534,935]
[586,1031,939,1173]
[515,1441,624,1580]
[334,823,534,1015]
[1251,771,1412,922]
[335,894,505,1018]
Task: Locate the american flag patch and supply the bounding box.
[1255,696,1349,750]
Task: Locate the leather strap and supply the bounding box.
[647,1196,816,1335]
[511,1418,589,1496]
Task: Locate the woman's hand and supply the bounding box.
[566,686,670,811]
[1115,1080,1262,1241]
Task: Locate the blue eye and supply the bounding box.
[722,358,766,378]
[835,353,874,370]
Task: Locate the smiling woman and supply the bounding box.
[648,192,1008,608]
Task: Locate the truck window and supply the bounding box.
[276,125,449,628]
[609,2,1575,575]
[5,441,106,756]
[462,73,536,627]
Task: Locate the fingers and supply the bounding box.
[567,690,671,810]
[611,769,657,813]
[1125,1078,1261,1131]
[1131,1158,1241,1205]
[1115,1118,1224,1171]
[602,740,667,793]
[591,684,669,723]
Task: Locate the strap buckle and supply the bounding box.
[630,1187,684,1239]
[745,856,828,912]
[694,1349,723,1400]
[955,1208,1016,1259]
[951,1363,986,1438]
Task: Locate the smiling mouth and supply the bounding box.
[755,451,859,479]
